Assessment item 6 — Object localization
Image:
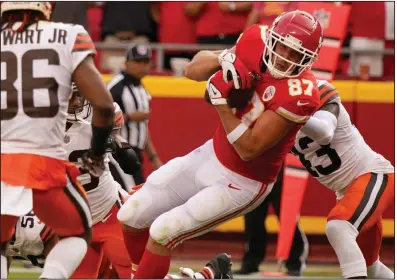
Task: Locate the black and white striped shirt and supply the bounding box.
[108,71,151,150]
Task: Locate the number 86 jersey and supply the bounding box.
[292,80,394,197]
[1,22,95,160]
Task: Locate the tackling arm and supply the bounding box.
[300,103,339,145]
[73,56,114,158]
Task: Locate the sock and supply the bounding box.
[122,228,150,265]
[367,260,394,279]
[196,267,215,279]
[326,220,367,278]
[134,249,171,279]
[1,254,7,279]
[39,237,87,279]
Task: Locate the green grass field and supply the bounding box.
[10,259,387,279]
[8,258,395,279]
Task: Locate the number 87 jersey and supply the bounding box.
[292,80,394,197]
[1,22,95,160]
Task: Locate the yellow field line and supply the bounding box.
[214,215,394,237]
[102,75,394,103]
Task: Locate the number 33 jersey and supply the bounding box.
[1,21,95,160]
[64,103,123,225]
[293,80,394,197]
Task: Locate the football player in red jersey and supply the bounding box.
[116,10,323,279]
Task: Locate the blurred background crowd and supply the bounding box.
[52,1,395,80]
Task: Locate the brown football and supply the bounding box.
[227,86,256,110]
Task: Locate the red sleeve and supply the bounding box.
[235,24,267,74]
[266,73,320,123]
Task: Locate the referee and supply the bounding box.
[234,163,309,276]
[107,44,163,189]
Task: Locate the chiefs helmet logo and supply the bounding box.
[262,86,276,102]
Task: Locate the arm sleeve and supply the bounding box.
[300,110,338,145]
[69,24,96,72]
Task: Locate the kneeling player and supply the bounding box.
[292,80,394,279]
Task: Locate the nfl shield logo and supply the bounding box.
[64,135,70,143]
[314,9,330,29]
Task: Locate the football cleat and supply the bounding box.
[205,253,233,279]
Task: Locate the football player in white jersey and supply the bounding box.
[1,2,114,278]
[292,80,394,279]
[65,83,141,278]
[6,211,57,270]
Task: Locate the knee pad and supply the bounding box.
[149,207,186,247]
[117,186,154,229]
[326,220,358,245]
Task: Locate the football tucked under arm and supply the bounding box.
[204,70,259,110]
[204,86,255,110]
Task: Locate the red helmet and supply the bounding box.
[263,10,324,79]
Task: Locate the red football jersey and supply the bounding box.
[213,24,320,183]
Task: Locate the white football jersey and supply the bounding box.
[6,211,50,262]
[1,21,96,160]
[64,103,123,225]
[293,80,394,198]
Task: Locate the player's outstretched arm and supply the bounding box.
[300,103,339,145]
[215,105,295,161]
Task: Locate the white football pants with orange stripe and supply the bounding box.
[117,140,274,249]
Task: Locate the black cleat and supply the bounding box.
[206,253,233,279]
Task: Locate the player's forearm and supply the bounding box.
[184,51,222,81]
[215,105,262,161]
[300,111,337,145]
